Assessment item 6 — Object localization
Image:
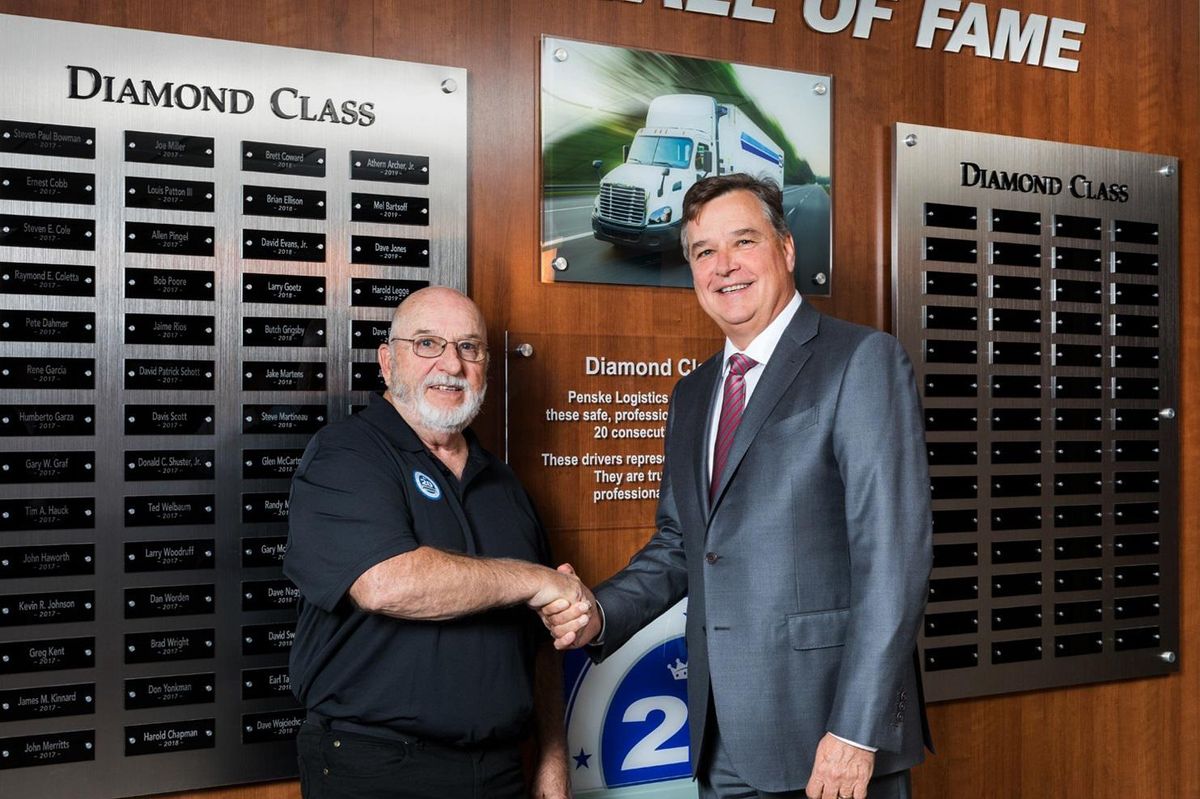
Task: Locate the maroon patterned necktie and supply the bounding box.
[711,353,757,501]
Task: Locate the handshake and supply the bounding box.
[527,563,603,651]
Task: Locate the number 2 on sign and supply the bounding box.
[620,696,689,770]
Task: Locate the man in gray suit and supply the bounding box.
[543,174,932,799]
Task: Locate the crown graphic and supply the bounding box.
[667,658,688,680]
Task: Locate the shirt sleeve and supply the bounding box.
[283,428,418,612]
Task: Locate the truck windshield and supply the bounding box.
[626,135,693,169]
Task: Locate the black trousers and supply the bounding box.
[297,718,527,799]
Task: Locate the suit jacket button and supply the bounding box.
[705,552,720,564]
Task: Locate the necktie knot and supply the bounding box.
[728,353,757,377]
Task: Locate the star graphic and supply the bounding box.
[573,748,592,769]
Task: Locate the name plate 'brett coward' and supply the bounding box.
[0,682,95,722]
[243,140,325,177]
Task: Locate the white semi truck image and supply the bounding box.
[591,94,785,251]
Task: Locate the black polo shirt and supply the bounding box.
[284,393,551,746]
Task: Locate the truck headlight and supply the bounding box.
[649,206,672,224]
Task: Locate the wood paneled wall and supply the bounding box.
[2,1,1195,797]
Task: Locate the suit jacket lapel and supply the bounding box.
[680,353,722,518]
[708,303,821,513]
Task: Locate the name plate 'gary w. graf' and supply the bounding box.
[0,451,94,484]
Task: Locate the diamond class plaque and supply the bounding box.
[894,123,1179,701]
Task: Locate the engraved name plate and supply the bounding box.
[125,267,214,301]
[0,309,95,343]
[125,584,215,618]
[0,544,94,578]
[242,622,295,655]
[124,495,215,527]
[0,683,94,722]
[0,637,94,674]
[241,666,291,699]
[125,313,214,346]
[124,449,215,481]
[124,629,214,664]
[242,404,326,434]
[0,214,95,250]
[243,272,326,305]
[125,718,215,756]
[0,730,94,769]
[126,176,215,212]
[350,235,429,267]
[1,263,95,297]
[241,579,299,611]
[241,492,290,524]
[0,120,95,159]
[350,150,429,184]
[0,497,94,532]
[243,229,326,262]
[125,673,215,710]
[125,222,214,257]
[243,185,326,219]
[125,539,215,572]
[0,590,94,626]
[0,167,94,205]
[241,536,288,567]
[242,362,326,391]
[351,192,429,225]
[0,357,94,389]
[0,405,94,437]
[125,359,214,391]
[125,404,214,435]
[242,449,304,479]
[242,709,304,744]
[350,277,427,307]
[351,319,391,349]
[0,451,94,484]
[243,141,325,177]
[125,131,214,167]
[350,362,386,391]
[243,317,325,347]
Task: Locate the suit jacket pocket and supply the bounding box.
[761,404,819,439]
[787,607,850,650]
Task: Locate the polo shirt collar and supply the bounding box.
[364,393,488,483]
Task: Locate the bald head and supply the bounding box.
[389,287,486,344]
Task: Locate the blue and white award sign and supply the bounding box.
[564,600,697,798]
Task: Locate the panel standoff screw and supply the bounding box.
[554,47,569,62]
[513,343,534,358]
[441,79,458,94]
[1159,408,1176,420]
[904,134,918,147]
[552,255,569,272]
[1160,650,1177,664]
[812,82,828,96]
[812,272,827,286]
[1157,164,1176,176]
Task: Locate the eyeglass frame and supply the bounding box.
[388,335,489,363]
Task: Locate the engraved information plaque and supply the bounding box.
[0,13,467,798]
[892,123,1179,701]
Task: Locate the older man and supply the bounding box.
[545,174,933,799]
[285,287,578,799]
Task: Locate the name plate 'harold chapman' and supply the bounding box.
[125,718,216,756]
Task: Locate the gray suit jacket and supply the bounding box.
[593,302,933,792]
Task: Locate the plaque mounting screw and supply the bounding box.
[812,82,828,96]
[441,78,458,94]
[554,47,569,62]
[1159,407,1176,420]
[1157,164,1176,177]
[513,343,534,358]
[812,272,828,286]
[552,255,569,272]
[1160,650,1177,664]
[904,134,918,147]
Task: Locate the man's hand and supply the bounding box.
[539,564,603,650]
[526,562,588,611]
[805,733,875,799]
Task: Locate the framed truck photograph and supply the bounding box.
[540,36,833,293]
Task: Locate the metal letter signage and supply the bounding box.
[0,13,466,798]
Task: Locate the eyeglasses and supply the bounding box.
[389,336,488,362]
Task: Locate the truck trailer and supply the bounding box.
[591,94,785,252]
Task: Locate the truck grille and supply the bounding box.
[598,184,646,226]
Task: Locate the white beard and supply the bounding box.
[390,370,486,434]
